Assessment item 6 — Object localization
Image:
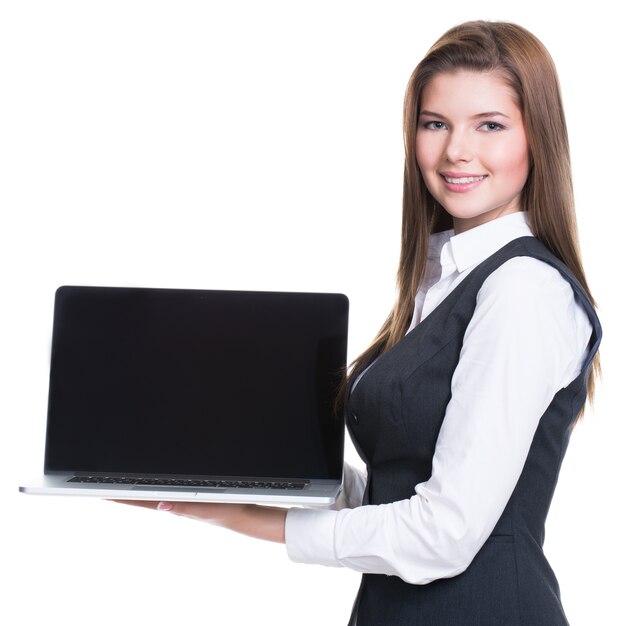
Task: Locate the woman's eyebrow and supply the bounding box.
[419,110,447,119]
[419,110,510,119]
[472,111,510,119]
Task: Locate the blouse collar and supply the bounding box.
[437,211,534,273]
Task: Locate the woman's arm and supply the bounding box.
[115,259,591,583]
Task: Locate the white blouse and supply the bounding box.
[284,211,593,585]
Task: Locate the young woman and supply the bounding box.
[122,21,602,625]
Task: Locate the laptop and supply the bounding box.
[20,286,348,505]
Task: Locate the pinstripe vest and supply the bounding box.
[345,236,602,626]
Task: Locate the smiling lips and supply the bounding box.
[440,172,487,192]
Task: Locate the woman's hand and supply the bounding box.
[112,500,288,544]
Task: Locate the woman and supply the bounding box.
[123,21,602,625]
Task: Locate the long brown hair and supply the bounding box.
[344,20,600,419]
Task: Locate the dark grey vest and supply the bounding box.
[345,236,602,626]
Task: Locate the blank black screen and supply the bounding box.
[44,286,347,480]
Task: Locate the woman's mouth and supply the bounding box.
[440,173,487,192]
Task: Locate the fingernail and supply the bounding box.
[157,501,173,511]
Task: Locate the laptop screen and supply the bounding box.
[44,287,348,480]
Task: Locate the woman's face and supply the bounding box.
[415,70,529,234]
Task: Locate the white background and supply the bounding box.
[1,2,623,624]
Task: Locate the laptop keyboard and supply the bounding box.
[68,476,307,490]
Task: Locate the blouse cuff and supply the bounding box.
[284,507,341,567]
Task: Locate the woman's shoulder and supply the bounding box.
[470,252,593,386]
[484,254,572,294]
[477,254,591,337]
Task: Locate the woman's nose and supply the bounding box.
[444,129,473,163]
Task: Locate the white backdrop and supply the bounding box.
[1,2,623,624]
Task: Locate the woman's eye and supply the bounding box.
[424,121,446,130]
[479,122,504,131]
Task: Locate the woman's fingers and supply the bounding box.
[109,500,286,543]
[109,499,247,522]
[110,499,160,510]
